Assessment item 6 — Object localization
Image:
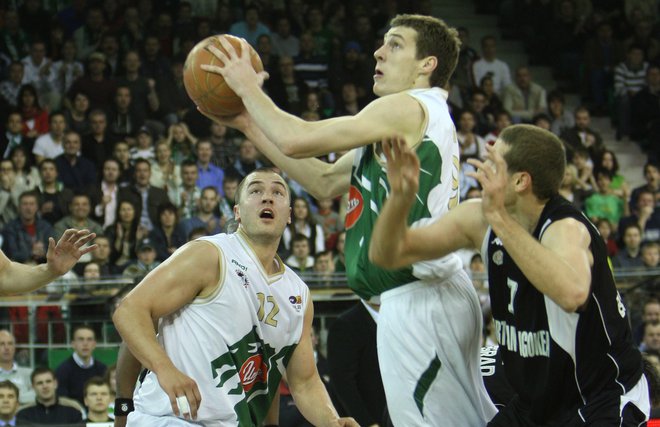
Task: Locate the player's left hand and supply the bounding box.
[200,37,269,99]
[466,144,509,219]
[46,229,98,276]
[333,417,360,426]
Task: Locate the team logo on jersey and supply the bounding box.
[289,295,303,312]
[232,259,248,271]
[491,237,503,246]
[238,354,268,392]
[345,185,364,229]
[493,250,503,266]
[236,269,250,288]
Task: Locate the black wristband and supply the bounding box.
[114,398,134,416]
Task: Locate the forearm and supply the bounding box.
[0,262,59,295]
[289,376,338,426]
[116,342,142,398]
[488,212,587,311]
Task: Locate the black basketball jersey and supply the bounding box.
[485,196,643,424]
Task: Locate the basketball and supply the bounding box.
[183,34,264,116]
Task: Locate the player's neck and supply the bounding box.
[238,228,281,274]
[511,197,546,233]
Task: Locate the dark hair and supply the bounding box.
[499,124,566,200]
[49,110,66,123]
[72,324,96,340]
[38,158,57,171]
[18,190,39,204]
[30,366,56,384]
[83,376,110,397]
[17,84,42,111]
[390,14,460,88]
[0,380,19,399]
[291,233,310,245]
[547,90,565,105]
[181,159,197,170]
[133,158,151,170]
[598,149,620,174]
[9,146,33,174]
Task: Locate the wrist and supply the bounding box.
[114,398,134,416]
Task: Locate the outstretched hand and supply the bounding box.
[200,37,269,98]
[466,144,509,219]
[382,135,419,203]
[46,229,97,276]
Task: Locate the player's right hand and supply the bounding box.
[156,364,202,420]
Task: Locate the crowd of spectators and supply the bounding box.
[0,0,657,424]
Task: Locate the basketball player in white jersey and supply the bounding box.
[0,228,97,295]
[113,168,356,426]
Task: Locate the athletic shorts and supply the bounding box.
[127,410,228,426]
[377,270,497,426]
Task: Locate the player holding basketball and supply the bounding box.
[370,127,649,426]
[201,14,497,426]
[113,168,356,426]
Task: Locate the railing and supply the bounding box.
[1,268,658,368]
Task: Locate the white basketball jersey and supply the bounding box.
[133,231,309,426]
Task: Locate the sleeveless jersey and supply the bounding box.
[133,232,309,426]
[483,196,643,424]
[344,87,463,299]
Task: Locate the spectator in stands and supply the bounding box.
[571,146,597,193]
[157,56,193,128]
[67,52,116,113]
[596,218,619,257]
[333,230,346,273]
[502,66,547,123]
[314,198,343,251]
[484,110,512,146]
[32,111,66,165]
[150,140,180,192]
[2,191,55,263]
[88,235,118,276]
[0,159,27,228]
[0,10,29,62]
[635,298,660,346]
[265,55,309,116]
[285,233,315,273]
[21,40,58,110]
[451,27,478,100]
[558,164,585,210]
[329,42,373,103]
[208,122,236,169]
[613,223,645,268]
[54,193,103,239]
[115,51,159,126]
[631,162,659,205]
[227,138,263,180]
[312,250,336,286]
[271,16,300,58]
[255,34,279,78]
[229,5,271,47]
[178,186,222,238]
[82,110,118,170]
[140,35,171,82]
[17,84,48,138]
[0,62,25,107]
[55,325,107,405]
[479,75,504,119]
[641,322,660,353]
[0,330,33,405]
[100,33,121,77]
[16,367,84,424]
[597,150,631,200]
[118,159,169,232]
[532,113,552,131]
[294,32,329,90]
[50,39,84,97]
[0,380,20,425]
[1,112,34,160]
[128,126,155,163]
[107,86,142,141]
[167,122,198,165]
[72,7,105,61]
[37,159,72,225]
[641,242,659,269]
[122,238,160,279]
[619,189,660,243]
[82,377,112,423]
[546,90,574,136]
[64,91,91,137]
[584,170,626,228]
[112,141,132,186]
[195,140,223,196]
[465,89,492,136]
[334,82,363,118]
[148,202,185,262]
[118,6,143,53]
[10,146,39,190]
[283,197,325,255]
[583,21,624,115]
[614,45,649,140]
[625,19,659,65]
[472,35,512,94]
[631,65,660,144]
[560,107,605,162]
[88,158,120,229]
[105,199,142,268]
[168,159,200,220]
[457,110,487,161]
[54,131,96,192]
[218,174,240,224]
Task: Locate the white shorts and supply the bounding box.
[377,270,497,426]
[127,410,228,427]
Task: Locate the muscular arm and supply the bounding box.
[489,214,592,312]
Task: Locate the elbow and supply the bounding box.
[560,287,590,313]
[279,139,304,158]
[368,245,387,268]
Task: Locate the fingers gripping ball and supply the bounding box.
[183,34,263,116]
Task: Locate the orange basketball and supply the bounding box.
[183,34,264,116]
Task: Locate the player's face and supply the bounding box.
[235,172,291,240]
[373,26,426,96]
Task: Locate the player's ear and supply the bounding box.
[514,171,532,192]
[233,205,241,222]
[421,55,438,75]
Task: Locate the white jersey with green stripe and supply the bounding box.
[344,87,463,300]
[133,231,309,426]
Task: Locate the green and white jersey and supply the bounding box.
[133,231,309,426]
[345,87,463,300]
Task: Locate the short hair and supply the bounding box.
[642,241,659,253]
[31,366,56,384]
[574,106,590,117]
[39,158,57,171]
[644,161,659,175]
[471,88,486,99]
[481,35,496,46]
[390,14,460,88]
[71,192,91,204]
[103,157,121,169]
[0,380,19,400]
[547,90,565,104]
[83,376,110,396]
[235,167,290,205]
[88,109,106,119]
[201,186,218,196]
[18,190,39,203]
[49,111,66,123]
[223,174,241,185]
[621,222,642,236]
[157,201,178,218]
[291,233,310,245]
[72,324,96,340]
[499,124,566,200]
[133,158,151,170]
[181,159,197,170]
